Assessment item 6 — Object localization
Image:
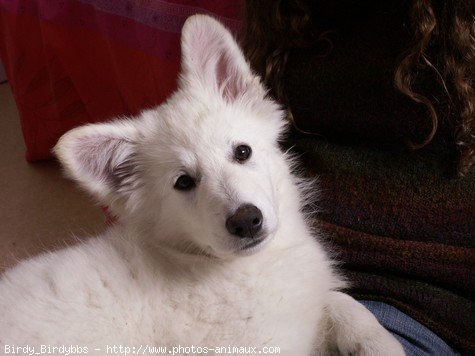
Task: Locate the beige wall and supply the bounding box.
[0,83,105,272]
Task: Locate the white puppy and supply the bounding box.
[0,15,404,356]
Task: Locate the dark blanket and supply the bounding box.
[286,131,475,353]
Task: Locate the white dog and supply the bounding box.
[0,15,404,356]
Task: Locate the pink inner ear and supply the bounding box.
[73,135,131,184]
[216,52,245,101]
[186,22,248,101]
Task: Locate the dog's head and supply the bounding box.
[55,15,288,258]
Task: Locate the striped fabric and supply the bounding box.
[0,0,241,161]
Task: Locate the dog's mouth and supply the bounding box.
[234,233,271,254]
[240,237,265,250]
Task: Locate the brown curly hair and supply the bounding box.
[241,0,475,176]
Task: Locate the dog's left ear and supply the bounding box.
[180,15,254,101]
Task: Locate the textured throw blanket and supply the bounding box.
[287,131,475,353]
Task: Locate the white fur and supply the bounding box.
[0,15,404,356]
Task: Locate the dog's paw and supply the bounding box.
[336,325,405,356]
[326,292,405,356]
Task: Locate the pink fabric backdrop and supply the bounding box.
[0,0,242,161]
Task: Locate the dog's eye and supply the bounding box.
[234,145,252,162]
[174,175,196,191]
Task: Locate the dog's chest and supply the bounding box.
[140,247,326,350]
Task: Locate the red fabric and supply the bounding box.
[0,0,241,161]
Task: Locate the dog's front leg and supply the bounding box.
[321,291,405,356]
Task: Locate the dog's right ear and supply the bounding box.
[54,120,140,206]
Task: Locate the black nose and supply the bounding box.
[226,204,263,238]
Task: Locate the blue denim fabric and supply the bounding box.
[359,300,459,356]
